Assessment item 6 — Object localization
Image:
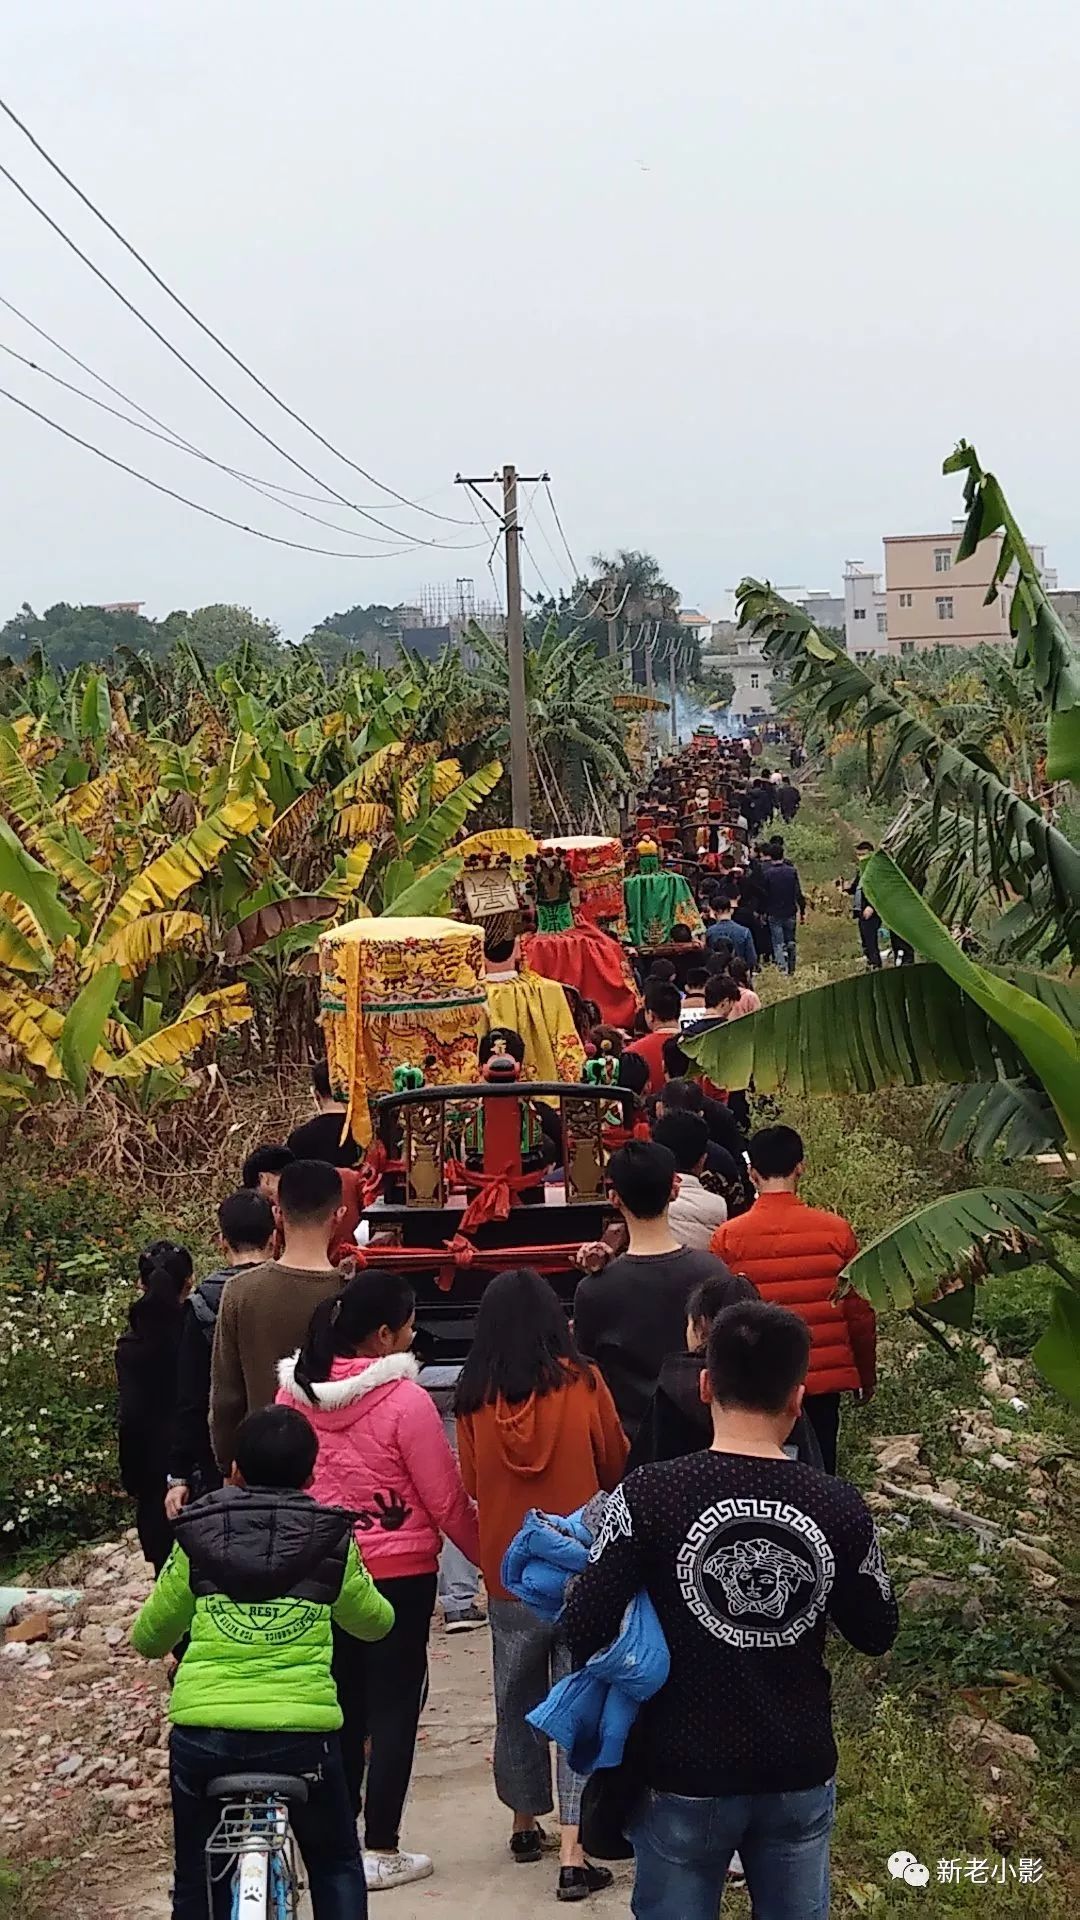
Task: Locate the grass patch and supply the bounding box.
[0,1858,62,1920]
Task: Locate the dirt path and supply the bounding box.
[96,1627,633,1918]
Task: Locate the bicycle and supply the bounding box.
[205,1771,307,1918]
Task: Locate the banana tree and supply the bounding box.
[740,445,1080,965]
[684,853,1080,1403]
[0,760,263,1107]
[330,747,505,912]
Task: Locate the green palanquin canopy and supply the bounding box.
[623,853,704,949]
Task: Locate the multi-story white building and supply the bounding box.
[844,561,888,659]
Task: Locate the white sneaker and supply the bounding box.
[727,1850,746,1887]
[364,1850,434,1891]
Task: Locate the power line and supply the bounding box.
[459,480,504,615]
[0,336,470,553]
[0,382,486,562]
[522,487,576,596]
[0,95,474,528]
[543,479,583,581]
[516,479,560,601]
[2,291,464,513]
[0,155,472,549]
[0,292,465,516]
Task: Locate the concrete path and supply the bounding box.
[100,1625,633,1917]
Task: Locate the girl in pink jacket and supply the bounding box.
[277,1269,479,1894]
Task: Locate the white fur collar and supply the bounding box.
[276,1348,419,1408]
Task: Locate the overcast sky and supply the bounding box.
[3,0,1078,637]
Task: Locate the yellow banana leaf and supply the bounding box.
[264,787,323,854]
[331,743,407,805]
[65,776,114,827]
[453,828,537,862]
[336,801,391,841]
[104,985,252,1078]
[323,843,374,903]
[0,890,45,941]
[0,733,45,825]
[0,986,64,1076]
[29,832,108,904]
[89,909,207,978]
[0,909,48,973]
[93,798,260,948]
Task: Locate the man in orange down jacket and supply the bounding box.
[709,1124,875,1473]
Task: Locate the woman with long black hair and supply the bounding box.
[114,1240,193,1572]
[455,1267,627,1902]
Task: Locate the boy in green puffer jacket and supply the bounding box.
[131,1404,393,1919]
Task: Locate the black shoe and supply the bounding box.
[511,1830,543,1864]
[557,1865,614,1901]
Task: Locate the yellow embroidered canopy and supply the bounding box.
[319,916,486,1146]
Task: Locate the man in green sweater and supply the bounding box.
[210,1159,347,1474]
[132,1404,393,1918]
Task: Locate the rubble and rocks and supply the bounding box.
[901,1575,967,1612]
[948,1714,1041,1767]
[0,1532,169,1852]
[866,1372,1076,1593]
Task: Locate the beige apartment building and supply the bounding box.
[883,524,1014,656]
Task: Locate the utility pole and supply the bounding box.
[670,634,679,745]
[455,464,548,831]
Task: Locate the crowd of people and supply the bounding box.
[113,769,901,1919]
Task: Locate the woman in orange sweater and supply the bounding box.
[456,1267,628,1903]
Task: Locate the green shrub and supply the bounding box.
[779,816,845,875]
[825,741,870,796]
[1,1283,129,1550]
[0,1169,209,1553]
[976,1266,1064,1357]
[0,1169,180,1298]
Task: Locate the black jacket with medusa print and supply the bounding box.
[562,1450,898,1797]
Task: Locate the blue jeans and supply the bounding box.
[629,1779,835,1919]
[169,1726,366,1920]
[769,915,797,974]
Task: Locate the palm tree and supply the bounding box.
[469,617,632,831]
[590,550,682,684]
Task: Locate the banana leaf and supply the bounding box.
[946,441,1080,784]
[79,670,111,746]
[379,857,464,919]
[91,910,208,979]
[322,843,374,904]
[93,797,260,948]
[59,964,121,1098]
[0,908,47,974]
[405,761,503,869]
[0,818,78,951]
[105,985,252,1078]
[928,1080,1063,1160]
[682,962,1029,1095]
[737,580,1080,959]
[862,852,1080,1147]
[220,896,339,963]
[1033,1288,1080,1407]
[0,986,63,1077]
[841,1185,1075,1312]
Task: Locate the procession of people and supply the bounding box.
[118,730,897,1920]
